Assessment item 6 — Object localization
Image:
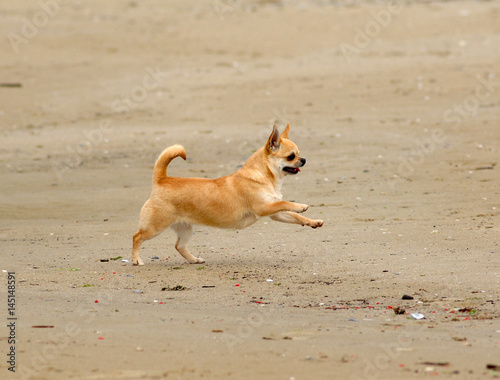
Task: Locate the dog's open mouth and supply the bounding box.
[283,166,300,174]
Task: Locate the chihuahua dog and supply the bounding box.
[132,124,323,266]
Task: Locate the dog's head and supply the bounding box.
[265,124,306,176]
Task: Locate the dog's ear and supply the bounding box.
[280,123,290,139]
[267,125,280,152]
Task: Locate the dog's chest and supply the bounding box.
[234,211,259,229]
[262,191,283,203]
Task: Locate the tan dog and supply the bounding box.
[132,124,323,266]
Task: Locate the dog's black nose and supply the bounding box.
[300,158,306,166]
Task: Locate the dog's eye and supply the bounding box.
[287,153,295,161]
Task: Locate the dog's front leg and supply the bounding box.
[270,211,323,229]
[256,201,309,217]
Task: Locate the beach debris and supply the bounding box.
[121,259,129,263]
[212,329,223,333]
[109,256,122,261]
[393,307,405,315]
[402,294,414,300]
[100,259,109,262]
[202,285,215,288]
[410,312,425,320]
[266,279,273,282]
[32,325,54,328]
[151,256,159,259]
[487,364,500,372]
[0,83,22,88]
[162,285,187,291]
[419,361,449,367]
[133,290,143,294]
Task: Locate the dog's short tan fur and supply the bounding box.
[132,124,323,266]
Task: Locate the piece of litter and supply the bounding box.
[126,274,134,277]
[151,256,159,260]
[487,364,500,372]
[420,361,449,367]
[122,259,129,263]
[103,233,109,236]
[133,290,143,294]
[98,337,104,340]
[348,318,359,322]
[162,285,187,291]
[410,312,425,320]
[266,279,273,282]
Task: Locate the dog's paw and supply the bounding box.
[294,203,309,213]
[309,219,323,229]
[132,258,144,266]
[189,257,205,264]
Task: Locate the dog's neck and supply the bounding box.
[237,147,284,195]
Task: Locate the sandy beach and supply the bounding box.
[1,0,499,379]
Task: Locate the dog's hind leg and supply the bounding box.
[132,201,172,266]
[170,223,205,264]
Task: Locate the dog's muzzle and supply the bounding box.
[283,158,306,175]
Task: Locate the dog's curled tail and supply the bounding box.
[153,144,186,183]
